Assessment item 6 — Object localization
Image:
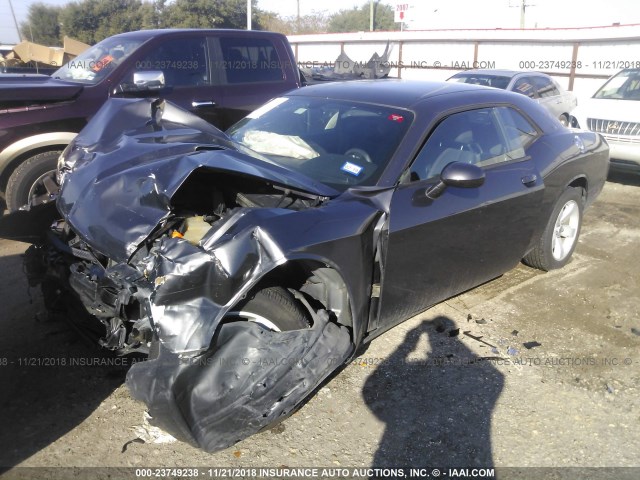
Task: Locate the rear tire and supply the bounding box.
[558,114,569,127]
[6,151,61,211]
[229,286,311,331]
[523,187,583,271]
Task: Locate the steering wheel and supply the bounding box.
[344,148,373,164]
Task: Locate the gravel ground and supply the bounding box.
[0,171,638,480]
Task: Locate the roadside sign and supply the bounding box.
[394,3,411,23]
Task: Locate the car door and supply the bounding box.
[116,36,224,127]
[375,106,545,331]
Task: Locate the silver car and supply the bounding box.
[448,69,577,126]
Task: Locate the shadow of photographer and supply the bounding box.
[363,316,504,469]
[0,249,128,471]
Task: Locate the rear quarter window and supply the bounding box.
[496,107,539,157]
[219,37,285,84]
[532,76,560,97]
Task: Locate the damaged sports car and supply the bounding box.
[0,80,609,452]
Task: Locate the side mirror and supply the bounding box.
[426,162,485,199]
[115,71,166,95]
[133,70,165,90]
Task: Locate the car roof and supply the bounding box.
[285,79,503,109]
[452,69,550,79]
[110,28,285,40]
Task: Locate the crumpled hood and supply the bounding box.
[0,74,84,103]
[57,97,339,262]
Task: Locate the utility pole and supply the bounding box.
[370,0,374,31]
[510,0,535,29]
[247,0,251,30]
[8,0,22,42]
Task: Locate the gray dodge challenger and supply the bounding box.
[0,80,609,451]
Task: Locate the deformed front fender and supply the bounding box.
[145,195,383,355]
[127,207,364,452]
[146,210,292,354]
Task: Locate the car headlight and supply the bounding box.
[56,141,81,186]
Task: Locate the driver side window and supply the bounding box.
[123,37,210,88]
[407,108,509,182]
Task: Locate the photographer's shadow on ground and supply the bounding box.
[363,316,504,469]
[0,250,128,471]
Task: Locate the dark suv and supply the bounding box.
[0,29,301,211]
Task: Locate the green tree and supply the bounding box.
[258,10,329,35]
[20,3,63,46]
[23,0,302,48]
[293,12,330,34]
[140,0,167,30]
[163,0,261,29]
[328,1,398,33]
[59,0,148,44]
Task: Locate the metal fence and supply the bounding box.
[289,24,640,99]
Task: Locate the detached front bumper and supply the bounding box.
[127,312,352,452]
[19,217,355,452]
[70,244,354,453]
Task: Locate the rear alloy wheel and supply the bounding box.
[227,286,311,331]
[523,187,583,271]
[6,151,61,211]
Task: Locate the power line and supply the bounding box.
[8,0,21,41]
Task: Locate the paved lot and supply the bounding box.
[0,171,638,479]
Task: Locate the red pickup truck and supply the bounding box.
[0,29,301,211]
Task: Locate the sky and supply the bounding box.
[1,0,639,44]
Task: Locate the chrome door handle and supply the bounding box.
[192,100,216,108]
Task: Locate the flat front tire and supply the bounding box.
[148,287,310,359]
[523,187,583,271]
[6,151,61,211]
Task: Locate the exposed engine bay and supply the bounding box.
[25,172,327,356]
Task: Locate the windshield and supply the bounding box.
[53,36,145,84]
[593,69,640,100]
[228,97,413,192]
[448,74,511,89]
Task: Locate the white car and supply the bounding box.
[571,68,640,172]
[447,70,577,126]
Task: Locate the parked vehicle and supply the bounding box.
[0,66,58,75]
[447,69,577,126]
[571,68,640,173]
[0,80,609,452]
[0,29,301,212]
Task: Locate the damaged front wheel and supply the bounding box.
[227,286,311,331]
